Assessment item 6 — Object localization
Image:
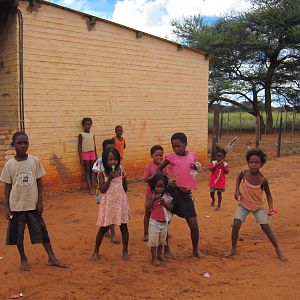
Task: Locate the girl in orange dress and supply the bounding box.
[91,148,130,261]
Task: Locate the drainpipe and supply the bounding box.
[16,9,25,132]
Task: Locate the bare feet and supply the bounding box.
[20,258,30,271]
[91,252,100,261]
[152,258,161,266]
[47,257,68,268]
[111,235,120,244]
[164,247,173,259]
[225,249,236,257]
[143,234,148,241]
[158,256,166,262]
[277,250,288,262]
[89,189,95,195]
[122,251,130,261]
[104,231,111,238]
[215,207,220,211]
[193,250,206,259]
[211,201,215,207]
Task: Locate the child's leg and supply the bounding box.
[185,217,204,258]
[120,223,129,260]
[89,160,96,193]
[226,218,242,256]
[260,224,288,262]
[83,160,93,193]
[210,191,215,206]
[91,226,108,260]
[43,242,68,267]
[109,225,119,243]
[216,191,222,210]
[17,244,30,271]
[151,246,160,265]
[143,210,151,241]
[157,245,165,262]
[164,232,172,259]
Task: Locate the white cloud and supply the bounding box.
[112,0,251,39]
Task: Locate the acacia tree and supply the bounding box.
[172,0,300,132]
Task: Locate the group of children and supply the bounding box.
[0,119,287,271]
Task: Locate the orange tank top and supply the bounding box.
[239,171,265,211]
[114,137,125,159]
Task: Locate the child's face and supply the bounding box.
[115,127,123,138]
[248,155,263,173]
[107,152,119,169]
[154,179,165,195]
[83,121,92,131]
[14,135,29,156]
[216,152,224,162]
[171,139,186,156]
[152,150,163,165]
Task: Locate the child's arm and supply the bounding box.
[4,183,12,219]
[262,178,274,214]
[157,159,170,171]
[145,194,157,211]
[209,162,217,172]
[98,170,120,193]
[234,171,243,200]
[122,172,128,193]
[78,134,83,165]
[93,135,97,158]
[222,162,229,174]
[37,178,43,216]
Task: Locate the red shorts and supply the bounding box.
[81,150,96,161]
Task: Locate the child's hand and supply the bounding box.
[37,201,43,216]
[4,207,12,220]
[190,163,198,171]
[234,191,240,201]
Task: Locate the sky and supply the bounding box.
[47,0,252,39]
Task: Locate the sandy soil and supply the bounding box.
[1,133,300,299]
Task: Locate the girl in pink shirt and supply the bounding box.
[158,132,203,258]
[209,147,229,210]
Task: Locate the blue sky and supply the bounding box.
[47,0,251,39]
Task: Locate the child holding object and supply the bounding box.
[226,149,287,262]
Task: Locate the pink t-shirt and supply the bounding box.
[166,151,197,190]
[143,162,168,199]
[208,161,229,189]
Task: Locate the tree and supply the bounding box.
[172,0,300,132]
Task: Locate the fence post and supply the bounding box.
[291,107,296,141]
[211,107,220,161]
[277,109,283,157]
[255,116,260,149]
[220,111,223,140]
[274,110,279,133]
[239,112,242,133]
[227,111,229,136]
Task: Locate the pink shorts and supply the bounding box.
[81,151,96,161]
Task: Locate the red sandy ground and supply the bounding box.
[0,133,300,299]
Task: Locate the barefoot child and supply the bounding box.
[92,139,118,243]
[92,148,130,261]
[78,117,97,194]
[146,172,173,265]
[226,149,287,262]
[158,132,203,258]
[0,132,67,271]
[209,147,229,210]
[112,125,126,161]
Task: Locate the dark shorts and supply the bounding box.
[6,210,50,245]
[167,185,197,219]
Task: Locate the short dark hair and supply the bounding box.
[171,132,187,144]
[82,117,92,126]
[102,139,114,150]
[216,146,227,158]
[150,145,164,156]
[102,148,121,174]
[11,131,28,146]
[149,172,169,193]
[246,149,266,164]
[115,125,123,131]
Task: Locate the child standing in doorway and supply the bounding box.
[78,117,97,194]
[158,132,203,258]
[112,125,126,161]
[146,172,173,265]
[226,149,287,262]
[0,132,67,271]
[91,148,130,261]
[209,147,229,210]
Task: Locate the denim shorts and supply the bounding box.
[147,218,168,247]
[234,204,268,224]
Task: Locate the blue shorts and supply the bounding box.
[234,204,268,224]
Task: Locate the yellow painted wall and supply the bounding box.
[15,1,208,193]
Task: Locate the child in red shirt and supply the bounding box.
[209,147,229,210]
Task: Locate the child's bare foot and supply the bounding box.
[104,231,111,238]
[277,250,288,262]
[143,234,148,241]
[211,201,215,207]
[151,258,161,266]
[122,251,129,261]
[47,257,68,268]
[193,250,206,259]
[225,249,236,257]
[164,248,173,259]
[158,256,166,262]
[20,258,30,271]
[111,235,120,244]
[91,252,100,261]
[215,207,220,211]
[89,189,95,195]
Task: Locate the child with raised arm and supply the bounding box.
[158,132,203,258]
[0,132,67,271]
[112,125,126,161]
[209,147,229,210]
[226,149,287,262]
[146,172,173,265]
[91,148,130,261]
[78,117,97,194]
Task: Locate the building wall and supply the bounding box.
[18,0,208,193]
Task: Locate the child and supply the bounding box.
[78,117,97,194]
[226,149,287,262]
[0,132,67,271]
[92,139,118,243]
[91,148,130,261]
[146,172,173,265]
[209,147,229,210]
[112,125,126,161]
[158,132,203,258]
